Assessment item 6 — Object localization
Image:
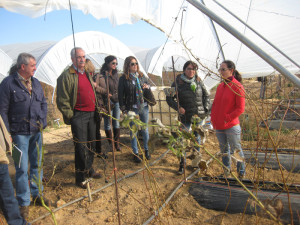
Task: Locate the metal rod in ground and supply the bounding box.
[143,152,221,225]
[30,149,170,224]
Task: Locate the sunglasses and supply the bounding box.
[111,62,118,65]
[186,67,195,71]
[130,62,138,66]
[218,68,229,72]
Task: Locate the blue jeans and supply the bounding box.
[104,102,120,130]
[130,105,149,154]
[181,122,202,151]
[12,132,43,206]
[0,164,29,225]
[216,125,245,175]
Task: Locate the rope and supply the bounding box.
[236,0,252,66]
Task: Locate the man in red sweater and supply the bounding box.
[56,47,102,189]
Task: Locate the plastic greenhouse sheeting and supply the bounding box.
[1,0,300,89]
[0,49,12,82]
[33,31,143,87]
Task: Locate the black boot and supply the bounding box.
[133,153,141,163]
[177,157,184,175]
[105,130,113,152]
[113,128,121,151]
[145,150,151,160]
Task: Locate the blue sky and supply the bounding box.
[0,8,166,49]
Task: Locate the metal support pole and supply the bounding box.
[186,0,300,88]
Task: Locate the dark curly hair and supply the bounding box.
[100,55,118,75]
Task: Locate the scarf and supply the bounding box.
[181,74,197,92]
[131,73,144,113]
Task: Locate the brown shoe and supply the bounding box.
[20,206,29,220]
[33,196,51,207]
[76,182,92,189]
[91,172,102,179]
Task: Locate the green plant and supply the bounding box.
[33,130,57,225]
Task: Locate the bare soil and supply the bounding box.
[1,123,299,225]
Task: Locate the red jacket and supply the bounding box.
[211,77,245,130]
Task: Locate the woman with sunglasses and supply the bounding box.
[118,56,151,163]
[210,60,246,179]
[95,55,121,157]
[166,60,211,174]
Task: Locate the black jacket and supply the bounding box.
[166,74,211,123]
[118,74,148,112]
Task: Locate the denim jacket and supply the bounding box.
[0,73,47,135]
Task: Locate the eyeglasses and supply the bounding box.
[111,62,118,65]
[186,67,196,71]
[130,62,138,66]
[218,68,229,72]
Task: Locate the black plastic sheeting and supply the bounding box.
[244,151,300,173]
[189,179,300,224]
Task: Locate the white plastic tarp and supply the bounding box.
[136,41,191,76]
[1,0,300,89]
[0,49,12,82]
[35,31,145,87]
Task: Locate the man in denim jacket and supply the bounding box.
[0,53,49,220]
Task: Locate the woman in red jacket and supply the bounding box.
[210,60,245,179]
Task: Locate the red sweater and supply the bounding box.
[74,71,96,111]
[210,77,245,130]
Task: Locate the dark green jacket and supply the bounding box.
[56,66,97,125]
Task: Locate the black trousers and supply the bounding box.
[71,110,96,183]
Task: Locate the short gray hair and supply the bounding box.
[17,53,35,69]
[70,47,84,59]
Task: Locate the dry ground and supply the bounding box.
[1,123,299,225]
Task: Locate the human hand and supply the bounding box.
[120,105,127,114]
[179,107,185,115]
[143,83,149,89]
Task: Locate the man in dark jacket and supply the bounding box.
[56,47,101,189]
[0,53,49,220]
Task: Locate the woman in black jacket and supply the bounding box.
[118,56,150,163]
[166,60,211,174]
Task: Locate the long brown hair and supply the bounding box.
[85,58,95,75]
[123,56,143,80]
[222,60,242,82]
